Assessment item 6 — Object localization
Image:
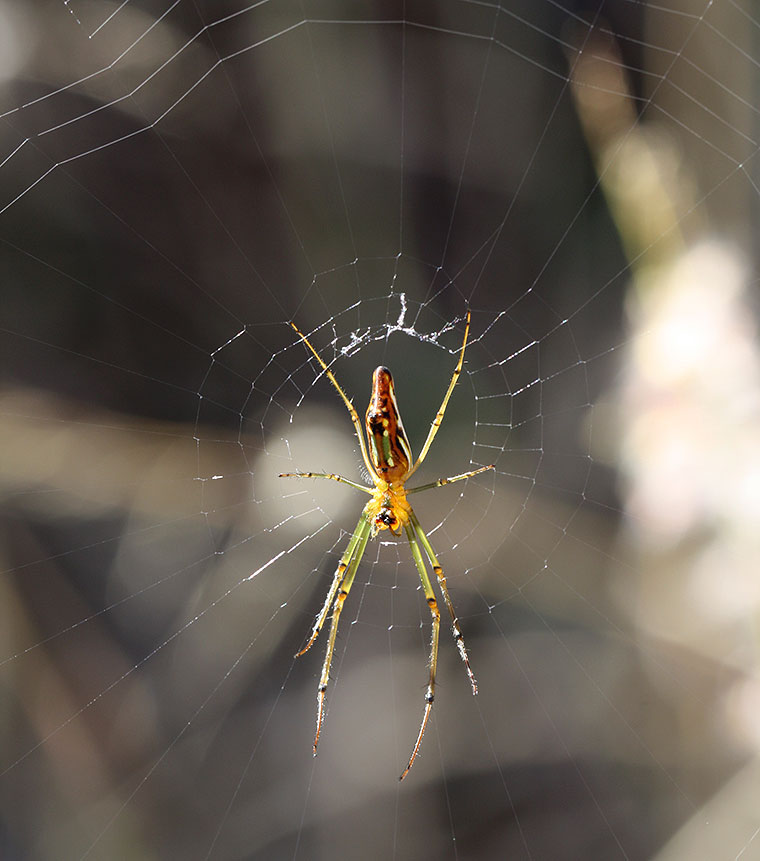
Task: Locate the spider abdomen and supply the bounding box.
[365,366,413,482]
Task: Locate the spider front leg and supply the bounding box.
[294,510,372,658]
[399,509,478,781]
[311,508,372,754]
[410,509,478,694]
[400,517,441,781]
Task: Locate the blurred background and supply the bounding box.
[1,1,760,858]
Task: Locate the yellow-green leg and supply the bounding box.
[312,512,372,754]
[279,471,373,494]
[296,510,371,659]
[410,509,477,695]
[407,463,494,495]
[406,309,471,479]
[400,517,441,780]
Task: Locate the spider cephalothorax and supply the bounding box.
[280,311,494,779]
[368,481,412,536]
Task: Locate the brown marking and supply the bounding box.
[365,366,412,483]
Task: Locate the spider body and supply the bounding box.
[366,365,412,483]
[280,311,494,779]
[366,477,411,536]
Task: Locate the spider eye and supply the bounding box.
[376,510,397,529]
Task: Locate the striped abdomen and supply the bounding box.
[365,366,413,483]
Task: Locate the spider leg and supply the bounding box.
[296,510,372,659]
[410,509,477,695]
[312,510,372,755]
[406,309,471,480]
[288,322,379,482]
[400,518,441,781]
[407,463,495,495]
[279,471,373,494]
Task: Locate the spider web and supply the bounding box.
[1,1,760,858]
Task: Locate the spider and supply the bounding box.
[280,310,494,780]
